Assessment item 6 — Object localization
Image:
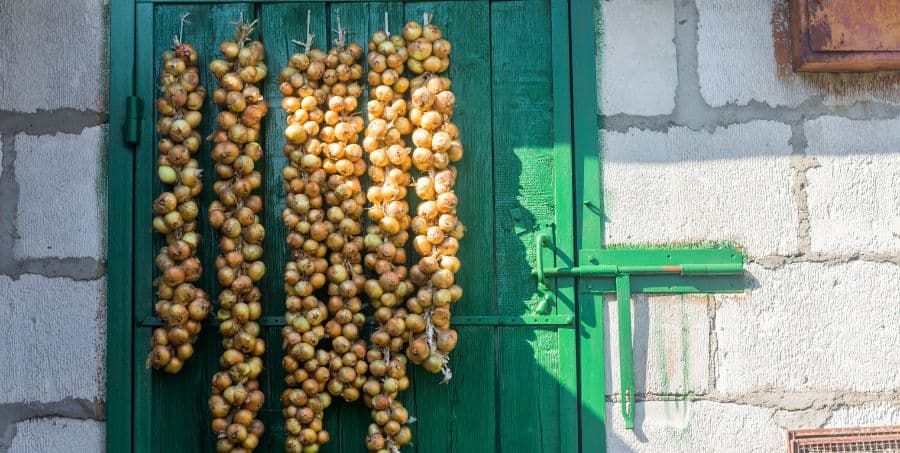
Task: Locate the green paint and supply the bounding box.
[573,0,608,448]
[652,302,670,395]
[106,0,136,450]
[679,295,692,400]
[615,274,635,429]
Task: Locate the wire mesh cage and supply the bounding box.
[788,426,900,453]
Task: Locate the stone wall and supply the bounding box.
[0,0,108,450]
[599,0,900,450]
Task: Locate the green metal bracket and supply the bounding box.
[533,231,555,314]
[615,273,634,429]
[534,240,746,429]
[124,96,143,145]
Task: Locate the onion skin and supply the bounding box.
[359,26,421,453]
[148,38,209,375]
[208,21,268,452]
[405,19,465,385]
[279,37,368,452]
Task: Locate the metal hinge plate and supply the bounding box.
[124,96,143,145]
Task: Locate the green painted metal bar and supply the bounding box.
[107,0,137,452]
[589,247,743,266]
[615,274,635,430]
[535,234,745,284]
[540,263,745,277]
[140,314,575,328]
[569,0,607,449]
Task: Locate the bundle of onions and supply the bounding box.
[206,18,268,453]
[278,22,364,450]
[148,30,211,374]
[362,349,413,453]
[403,19,464,380]
[314,30,370,407]
[361,26,414,453]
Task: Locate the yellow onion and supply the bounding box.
[207,19,268,452]
[403,20,465,388]
[148,36,210,376]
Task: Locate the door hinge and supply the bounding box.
[124,96,143,145]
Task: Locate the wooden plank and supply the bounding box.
[548,0,578,450]
[498,327,562,452]
[402,3,496,450]
[132,4,157,452]
[321,2,374,452]
[405,0,494,318]
[489,2,568,451]
[107,5,138,445]
[106,0,138,432]
[411,326,495,453]
[493,3,565,445]
[184,5,256,451]
[490,0,556,317]
[325,2,382,449]
[258,2,327,451]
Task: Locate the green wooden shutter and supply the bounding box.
[111,1,584,452]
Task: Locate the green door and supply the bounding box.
[109,0,592,451]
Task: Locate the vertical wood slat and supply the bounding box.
[132,5,154,453]
[327,4,382,451]
[489,1,573,452]
[402,2,497,453]
[257,4,327,450]
[549,0,578,450]
[106,0,137,448]
[370,6,419,452]
[198,7,258,452]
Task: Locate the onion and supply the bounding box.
[423,55,442,73]
[407,58,424,74]
[157,166,177,184]
[434,90,456,115]
[408,38,433,61]
[411,86,435,108]
[432,39,452,58]
[420,111,443,131]
[423,23,442,40]
[403,21,423,41]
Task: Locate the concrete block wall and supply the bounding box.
[0,0,109,451]
[2,0,898,451]
[599,0,900,450]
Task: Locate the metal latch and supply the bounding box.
[124,96,143,145]
[533,239,745,429]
